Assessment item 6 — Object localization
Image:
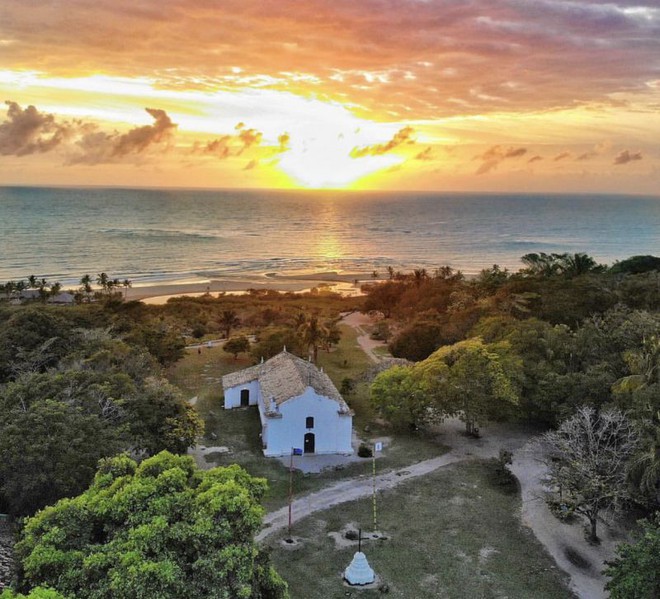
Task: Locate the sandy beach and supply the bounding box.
[125,272,374,304]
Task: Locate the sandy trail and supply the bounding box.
[257,419,529,543]
[511,440,625,599]
[340,311,386,364]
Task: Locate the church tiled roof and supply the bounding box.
[222,350,350,412]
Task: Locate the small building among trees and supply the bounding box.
[222,350,353,457]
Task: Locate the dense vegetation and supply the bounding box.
[13,452,287,599]
[0,303,204,516]
[604,514,660,598]
[367,255,660,508]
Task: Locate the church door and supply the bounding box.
[304,432,315,454]
[240,389,250,407]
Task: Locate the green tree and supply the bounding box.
[123,376,204,454]
[251,328,303,362]
[96,272,109,294]
[557,252,603,277]
[362,280,407,318]
[224,335,251,359]
[218,309,241,339]
[14,452,288,599]
[610,255,660,275]
[79,274,93,300]
[418,338,522,435]
[0,398,124,515]
[0,308,75,382]
[297,315,327,363]
[388,320,444,361]
[373,338,521,433]
[542,407,640,543]
[371,365,433,430]
[0,336,202,515]
[604,514,660,598]
[0,589,65,599]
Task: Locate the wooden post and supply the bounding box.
[372,444,377,532]
[288,448,294,537]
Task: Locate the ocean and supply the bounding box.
[1,186,659,287]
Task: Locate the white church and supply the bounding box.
[222,350,353,457]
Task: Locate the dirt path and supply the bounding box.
[511,440,625,599]
[258,418,619,598]
[340,312,386,364]
[257,418,529,543]
[257,452,464,542]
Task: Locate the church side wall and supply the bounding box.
[223,379,260,409]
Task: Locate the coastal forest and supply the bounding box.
[0,252,659,597]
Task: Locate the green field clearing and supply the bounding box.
[268,461,574,599]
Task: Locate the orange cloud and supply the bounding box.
[69,108,177,164]
[0,102,177,164]
[474,145,527,175]
[2,1,658,120]
[350,126,414,158]
[0,101,75,156]
[415,146,434,161]
[614,150,643,165]
[196,136,232,158]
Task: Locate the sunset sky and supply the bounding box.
[0,0,658,192]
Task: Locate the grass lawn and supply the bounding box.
[268,461,574,599]
[316,324,373,387]
[372,345,392,358]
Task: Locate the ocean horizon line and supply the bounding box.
[1,184,658,200]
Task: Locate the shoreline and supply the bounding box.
[125,271,373,303]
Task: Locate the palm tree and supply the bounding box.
[122,279,132,299]
[613,336,660,501]
[80,274,93,301]
[2,281,16,300]
[413,268,428,287]
[37,278,49,302]
[558,252,602,278]
[297,315,328,363]
[218,310,241,339]
[521,253,559,277]
[27,274,37,289]
[49,282,62,298]
[96,272,109,294]
[434,265,454,280]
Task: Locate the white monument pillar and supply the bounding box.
[343,551,376,585]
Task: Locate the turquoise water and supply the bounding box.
[1,186,659,286]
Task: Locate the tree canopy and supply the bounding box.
[0,329,203,516]
[604,513,660,599]
[542,407,640,542]
[372,338,521,434]
[14,452,288,599]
